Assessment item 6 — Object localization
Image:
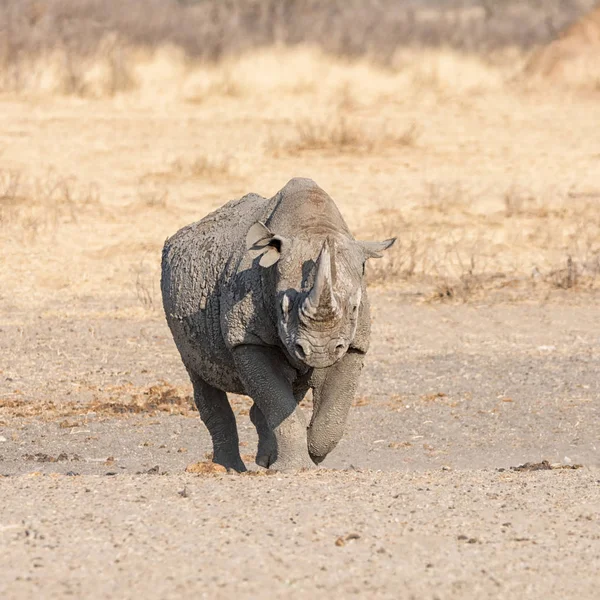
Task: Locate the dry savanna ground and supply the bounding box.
[1,22,600,600]
[1,45,599,310]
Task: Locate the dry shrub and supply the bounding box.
[0,169,23,209]
[547,256,579,289]
[0,168,101,240]
[0,1,596,97]
[546,254,600,290]
[270,113,420,155]
[184,70,244,103]
[130,258,158,311]
[524,5,600,89]
[136,180,169,209]
[422,181,472,214]
[145,154,233,182]
[504,185,540,218]
[0,0,593,68]
[359,182,600,299]
[287,115,368,154]
[56,33,135,97]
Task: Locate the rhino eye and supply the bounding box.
[352,304,359,315]
[361,262,366,275]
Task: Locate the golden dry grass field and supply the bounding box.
[1,45,599,316]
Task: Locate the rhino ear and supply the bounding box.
[246,221,273,249]
[358,238,396,259]
[246,221,284,268]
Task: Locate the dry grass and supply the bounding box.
[361,185,600,301]
[170,155,233,180]
[131,259,158,311]
[143,154,234,183]
[0,20,599,311]
[268,114,420,156]
[0,382,255,422]
[0,382,194,419]
[0,168,101,241]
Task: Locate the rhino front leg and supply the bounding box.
[233,345,313,471]
[250,379,310,467]
[308,349,365,465]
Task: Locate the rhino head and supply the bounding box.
[247,221,395,368]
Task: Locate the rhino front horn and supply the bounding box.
[303,238,339,320]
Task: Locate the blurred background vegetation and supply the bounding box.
[1,0,597,63]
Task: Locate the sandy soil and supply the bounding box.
[2,469,599,600]
[1,296,599,599]
[1,44,599,599]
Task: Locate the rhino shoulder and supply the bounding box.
[220,264,280,351]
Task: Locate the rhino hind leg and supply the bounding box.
[188,370,247,473]
[249,403,277,468]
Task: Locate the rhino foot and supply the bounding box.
[309,452,327,465]
[255,451,273,469]
[256,446,314,471]
[255,435,277,468]
[266,456,315,472]
[213,452,247,473]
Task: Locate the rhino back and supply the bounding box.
[161,193,271,392]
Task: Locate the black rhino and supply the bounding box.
[161,178,394,471]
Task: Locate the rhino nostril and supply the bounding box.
[335,342,345,354]
[295,342,309,358]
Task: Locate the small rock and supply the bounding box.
[136,465,161,475]
[335,533,360,546]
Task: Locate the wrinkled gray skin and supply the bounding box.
[161,178,395,471]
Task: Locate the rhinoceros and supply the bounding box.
[161,178,394,471]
